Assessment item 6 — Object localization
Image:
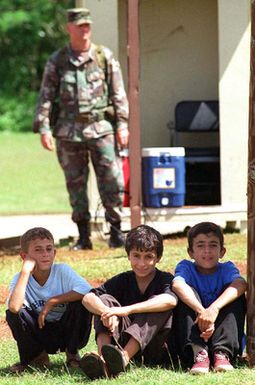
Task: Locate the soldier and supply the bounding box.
[33,8,129,250]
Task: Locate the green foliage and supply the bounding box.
[0,0,74,92]
[0,0,74,132]
[0,92,37,132]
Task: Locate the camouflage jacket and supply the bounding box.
[33,43,129,141]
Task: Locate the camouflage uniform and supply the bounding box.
[33,42,129,227]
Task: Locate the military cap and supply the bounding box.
[67,8,93,25]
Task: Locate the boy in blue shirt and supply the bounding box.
[6,227,92,373]
[172,222,246,374]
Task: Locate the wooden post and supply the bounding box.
[127,0,142,228]
[247,0,255,366]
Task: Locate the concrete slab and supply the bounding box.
[0,214,78,245]
[0,203,247,248]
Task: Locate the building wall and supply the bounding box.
[83,0,250,213]
[85,0,119,57]
[120,0,219,147]
[218,0,250,207]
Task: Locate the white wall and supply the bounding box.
[84,0,250,212]
[120,0,219,147]
[218,0,250,206]
[84,0,119,56]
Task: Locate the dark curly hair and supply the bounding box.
[125,225,163,258]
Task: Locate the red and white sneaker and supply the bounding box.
[213,351,234,372]
[190,350,210,375]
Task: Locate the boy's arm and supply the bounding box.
[210,277,247,311]
[197,277,247,336]
[82,292,118,333]
[172,278,215,341]
[82,292,109,315]
[172,279,205,313]
[38,290,84,328]
[8,258,36,313]
[101,293,177,319]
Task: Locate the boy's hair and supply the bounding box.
[187,222,224,251]
[125,225,163,257]
[20,227,54,252]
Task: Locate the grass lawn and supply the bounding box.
[0,132,69,215]
[0,233,250,384]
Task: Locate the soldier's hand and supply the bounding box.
[116,127,129,149]
[40,133,55,151]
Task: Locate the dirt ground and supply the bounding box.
[0,285,10,339]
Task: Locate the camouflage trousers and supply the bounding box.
[56,135,124,224]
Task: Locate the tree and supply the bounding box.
[0,0,73,93]
[0,0,73,131]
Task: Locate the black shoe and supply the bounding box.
[108,224,125,248]
[71,221,93,250]
[80,352,108,379]
[108,233,125,248]
[71,238,93,250]
[101,344,128,377]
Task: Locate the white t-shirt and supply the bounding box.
[9,263,92,322]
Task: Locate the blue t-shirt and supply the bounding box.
[173,260,241,307]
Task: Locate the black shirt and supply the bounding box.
[92,268,175,307]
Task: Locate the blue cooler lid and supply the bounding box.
[142,147,185,157]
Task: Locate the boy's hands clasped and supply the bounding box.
[195,305,219,342]
[100,306,132,334]
[102,306,132,319]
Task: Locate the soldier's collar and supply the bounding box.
[68,44,94,65]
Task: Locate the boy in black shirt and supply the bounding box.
[80,225,177,379]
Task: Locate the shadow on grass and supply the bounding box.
[0,362,92,382]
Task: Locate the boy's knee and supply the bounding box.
[6,309,17,324]
[99,293,119,307]
[66,301,92,322]
[6,308,28,323]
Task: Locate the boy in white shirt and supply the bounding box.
[6,227,92,373]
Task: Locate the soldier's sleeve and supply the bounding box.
[33,58,59,134]
[106,49,129,131]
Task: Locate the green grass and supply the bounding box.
[0,132,69,214]
[1,338,255,385]
[0,233,249,384]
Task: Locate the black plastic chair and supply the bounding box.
[172,100,220,205]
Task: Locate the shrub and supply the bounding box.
[0,92,37,132]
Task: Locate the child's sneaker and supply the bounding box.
[213,351,234,372]
[190,350,210,374]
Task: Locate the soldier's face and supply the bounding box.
[67,22,91,45]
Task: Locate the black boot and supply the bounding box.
[108,222,125,248]
[72,221,92,250]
